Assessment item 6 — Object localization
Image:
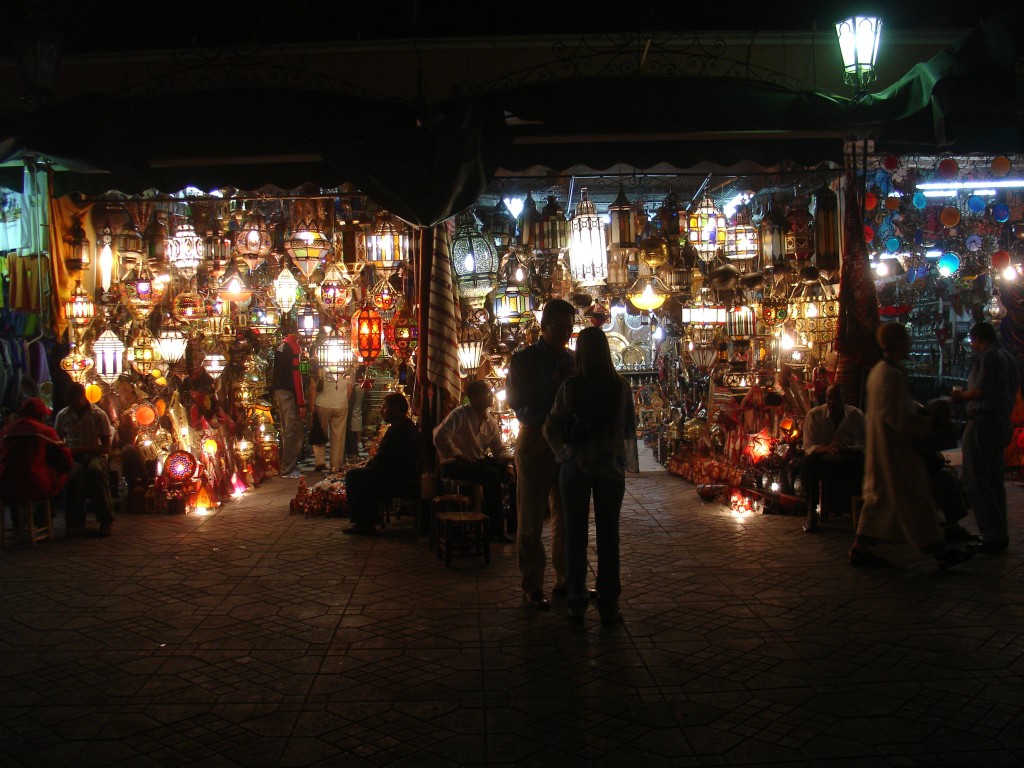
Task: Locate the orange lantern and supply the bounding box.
[130,402,157,429]
[742,429,775,464]
[84,383,103,404]
[351,305,383,362]
[202,437,219,456]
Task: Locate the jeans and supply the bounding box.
[559,460,624,618]
[961,415,1012,544]
[65,455,114,528]
[274,389,302,475]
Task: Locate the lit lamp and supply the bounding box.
[92,329,125,384]
[296,302,321,341]
[758,196,787,267]
[608,185,639,253]
[318,262,352,314]
[369,273,403,319]
[389,309,419,360]
[518,192,540,249]
[725,201,760,271]
[366,211,408,269]
[835,16,883,100]
[122,264,166,321]
[172,290,206,323]
[156,321,187,364]
[626,237,671,311]
[63,213,90,272]
[351,305,383,363]
[315,324,355,376]
[167,216,203,278]
[117,215,144,272]
[273,266,300,314]
[63,280,96,330]
[688,197,727,266]
[451,210,500,311]
[284,216,331,282]
[217,267,253,304]
[248,296,282,336]
[59,347,94,383]
[457,325,486,376]
[235,208,273,272]
[201,347,228,379]
[531,196,568,252]
[96,220,114,292]
[128,330,162,376]
[567,188,607,287]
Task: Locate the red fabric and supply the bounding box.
[284,334,306,407]
[0,417,73,503]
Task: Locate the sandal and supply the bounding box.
[849,547,890,568]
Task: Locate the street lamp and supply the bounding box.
[836,16,882,100]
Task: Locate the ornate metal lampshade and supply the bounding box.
[63,213,90,272]
[217,267,253,304]
[568,188,607,287]
[167,216,203,277]
[63,280,95,329]
[273,266,301,314]
[835,16,882,97]
[92,329,125,384]
[122,264,166,321]
[317,262,352,313]
[725,201,760,270]
[688,197,727,264]
[156,321,188,364]
[235,208,273,271]
[315,324,355,377]
[351,305,383,363]
[59,347,94,383]
[531,196,568,252]
[128,329,162,376]
[451,210,499,311]
[284,217,331,281]
[366,212,408,269]
[296,302,321,340]
[457,325,486,376]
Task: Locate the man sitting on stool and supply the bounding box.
[54,382,116,537]
[343,392,422,535]
[801,383,866,533]
[434,380,516,543]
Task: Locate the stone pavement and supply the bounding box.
[2,456,1023,767]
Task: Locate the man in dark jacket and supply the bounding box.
[343,392,422,534]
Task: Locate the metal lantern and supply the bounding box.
[457,325,486,376]
[122,264,166,321]
[92,329,125,384]
[784,196,814,262]
[366,212,408,269]
[63,280,96,329]
[688,197,727,264]
[759,196,787,267]
[531,196,568,252]
[451,210,500,311]
[315,324,355,376]
[167,216,203,277]
[626,275,669,311]
[273,266,300,314]
[284,217,331,281]
[483,199,515,249]
[128,329,163,376]
[369,274,403,318]
[656,191,687,246]
[248,297,282,336]
[318,262,352,313]
[217,267,253,304]
[96,220,115,292]
[567,188,607,287]
[59,347,94,383]
[518,192,541,248]
[172,290,206,323]
[725,201,760,270]
[64,213,90,271]
[235,209,273,271]
[727,304,756,341]
[608,185,639,252]
[351,305,383,363]
[202,348,228,379]
[117,215,145,270]
[812,188,840,272]
[296,302,321,340]
[390,309,419,360]
[156,321,188,364]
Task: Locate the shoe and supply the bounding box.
[936,548,977,570]
[967,541,1009,554]
[313,465,327,472]
[588,589,599,601]
[849,547,890,568]
[944,526,982,543]
[600,611,622,627]
[281,470,303,479]
[523,591,550,610]
[343,524,376,536]
[803,522,819,533]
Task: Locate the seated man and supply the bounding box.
[0,397,73,505]
[433,380,516,542]
[54,382,116,537]
[343,392,423,535]
[800,383,865,533]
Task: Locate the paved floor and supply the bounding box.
[2,452,1023,767]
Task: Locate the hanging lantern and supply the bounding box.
[567,188,608,287]
[518,192,541,248]
[366,212,408,269]
[608,185,639,252]
[172,290,206,323]
[318,262,352,313]
[217,267,253,304]
[835,16,883,97]
[273,266,300,314]
[202,348,228,379]
[92,329,125,384]
[96,220,115,292]
[156,321,187,364]
[784,196,814,262]
[451,210,500,311]
[688,197,727,264]
[483,199,515,248]
[163,450,198,483]
[284,216,331,281]
[64,213,90,272]
[494,288,532,326]
[235,208,273,271]
[725,201,760,270]
[85,383,104,405]
[167,216,203,277]
[59,347,94,383]
[351,305,383,362]
[390,309,419,359]
[122,264,166,321]
[63,280,96,329]
[128,330,162,376]
[727,304,756,341]
[117,215,145,271]
[626,276,670,311]
[757,196,787,267]
[457,325,486,376]
[369,274,403,317]
[531,196,568,252]
[315,324,355,376]
[296,302,321,340]
[984,290,1007,322]
[656,191,688,247]
[248,297,282,336]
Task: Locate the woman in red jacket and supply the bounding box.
[0,398,73,503]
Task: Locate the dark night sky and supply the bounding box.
[5,0,998,55]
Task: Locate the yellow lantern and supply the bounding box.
[85,383,103,404]
[202,437,219,456]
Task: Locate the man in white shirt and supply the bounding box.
[801,383,866,532]
[434,380,516,542]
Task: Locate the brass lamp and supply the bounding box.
[451,210,499,311]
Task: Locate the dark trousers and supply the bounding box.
[345,466,381,527]
[440,458,515,537]
[961,416,1012,544]
[65,455,115,528]
[560,460,625,619]
[802,451,864,523]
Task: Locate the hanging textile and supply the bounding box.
[834,170,881,409]
[425,223,462,411]
[47,187,94,339]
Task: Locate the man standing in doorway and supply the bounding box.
[272,319,307,478]
[506,298,576,609]
[952,321,1020,553]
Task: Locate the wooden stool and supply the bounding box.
[429,494,470,551]
[436,510,490,567]
[1,499,54,548]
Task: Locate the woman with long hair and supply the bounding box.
[544,326,638,625]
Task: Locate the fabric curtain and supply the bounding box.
[47,188,94,339]
[424,223,463,413]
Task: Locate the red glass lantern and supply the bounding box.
[390,310,419,359]
[351,305,383,362]
[163,450,198,482]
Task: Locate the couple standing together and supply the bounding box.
[506,299,639,625]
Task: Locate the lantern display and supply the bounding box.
[351,305,383,362]
[63,213,90,272]
[163,450,198,482]
[531,196,568,252]
[92,329,125,384]
[316,326,355,376]
[369,274,402,316]
[202,349,228,379]
[567,188,607,286]
[725,202,759,270]
[284,217,332,281]
[172,290,206,322]
[366,212,408,268]
[457,325,486,376]
[608,185,638,252]
[122,264,166,321]
[296,302,321,340]
[318,263,352,312]
[117,215,144,270]
[63,280,96,329]
[60,347,94,383]
[274,266,301,313]
[689,197,727,264]
[784,196,814,261]
[155,322,187,364]
[248,297,282,336]
[167,217,203,277]
[217,268,253,304]
[128,330,162,376]
[389,310,419,359]
[235,208,273,271]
